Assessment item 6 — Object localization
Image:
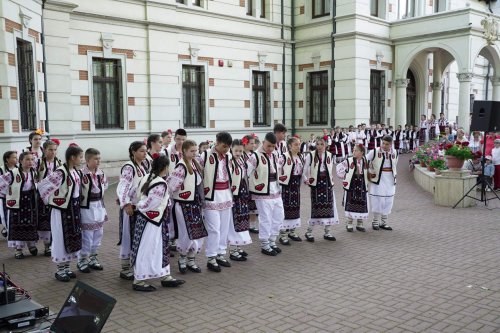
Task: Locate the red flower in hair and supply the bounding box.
[69,143,79,147]
[242,137,249,145]
[358,144,365,149]
[52,138,61,146]
[293,134,300,139]
[167,129,172,134]
[143,138,148,145]
[323,135,328,141]
[152,153,160,159]
[251,133,257,138]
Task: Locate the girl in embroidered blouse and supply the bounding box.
[242,134,259,234]
[167,139,206,274]
[227,139,252,261]
[144,134,162,173]
[0,152,38,259]
[278,136,305,245]
[36,139,62,256]
[130,154,185,292]
[336,144,370,232]
[302,137,339,242]
[38,145,84,282]
[23,131,44,164]
[116,141,148,281]
[0,151,18,238]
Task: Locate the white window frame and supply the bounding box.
[87,51,128,132]
[179,60,209,130]
[248,66,274,128]
[13,29,39,132]
[304,67,331,128]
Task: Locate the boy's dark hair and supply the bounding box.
[273,123,287,134]
[232,139,243,147]
[264,132,277,145]
[85,148,100,161]
[216,132,233,146]
[199,141,209,149]
[382,135,393,143]
[147,134,161,149]
[65,145,83,163]
[175,128,187,137]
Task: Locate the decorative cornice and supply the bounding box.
[457,73,474,82]
[430,82,444,90]
[395,79,410,88]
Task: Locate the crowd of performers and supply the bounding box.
[0,124,401,292]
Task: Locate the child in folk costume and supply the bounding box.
[227,139,252,261]
[428,114,439,141]
[367,135,398,231]
[131,154,185,292]
[242,134,259,234]
[402,125,410,153]
[168,140,207,274]
[38,145,84,281]
[367,124,378,151]
[336,144,370,232]
[0,152,38,259]
[117,141,148,280]
[303,137,339,242]
[144,134,163,173]
[411,126,419,151]
[198,132,234,272]
[492,139,500,190]
[23,130,44,164]
[36,140,62,256]
[0,151,18,238]
[167,128,187,166]
[77,148,108,273]
[278,136,304,245]
[247,132,285,256]
[198,141,209,158]
[419,115,428,146]
[394,125,404,153]
[274,123,288,156]
[161,129,173,155]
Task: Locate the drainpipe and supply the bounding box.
[485,63,491,100]
[331,0,336,127]
[41,0,50,135]
[291,0,296,134]
[281,0,285,124]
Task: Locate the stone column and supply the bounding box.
[431,82,443,118]
[457,73,473,130]
[395,79,409,127]
[491,77,500,101]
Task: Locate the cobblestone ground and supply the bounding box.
[1,155,500,333]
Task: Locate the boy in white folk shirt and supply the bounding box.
[367,135,398,231]
[198,132,234,272]
[247,132,285,256]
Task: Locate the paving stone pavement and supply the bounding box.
[1,154,500,333]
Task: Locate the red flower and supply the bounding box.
[51,138,61,146]
[445,143,453,150]
[242,137,249,145]
[69,142,79,147]
[323,135,328,141]
[152,153,160,159]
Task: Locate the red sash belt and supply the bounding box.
[215,181,229,190]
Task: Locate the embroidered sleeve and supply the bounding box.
[277,154,285,168]
[167,165,186,194]
[137,184,167,213]
[196,153,205,166]
[102,173,109,192]
[302,154,311,183]
[0,173,13,197]
[38,170,64,204]
[336,160,348,179]
[117,165,134,208]
[246,153,257,175]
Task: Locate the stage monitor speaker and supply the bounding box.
[471,100,500,132]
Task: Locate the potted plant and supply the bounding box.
[443,142,473,170]
[429,158,446,174]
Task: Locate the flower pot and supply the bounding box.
[445,155,464,170]
[428,166,435,172]
[420,160,426,167]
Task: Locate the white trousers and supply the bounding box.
[255,198,284,246]
[80,227,104,258]
[119,210,132,259]
[204,208,231,258]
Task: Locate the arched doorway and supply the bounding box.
[406,69,417,126]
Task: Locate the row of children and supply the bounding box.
[116,124,398,291]
[0,131,108,284]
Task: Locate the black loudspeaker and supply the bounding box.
[471,100,500,132]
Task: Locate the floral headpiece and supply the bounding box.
[293,134,300,139]
[167,129,172,134]
[34,128,45,136]
[69,142,79,147]
[152,153,160,159]
[242,137,249,145]
[51,138,61,146]
[250,133,257,138]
